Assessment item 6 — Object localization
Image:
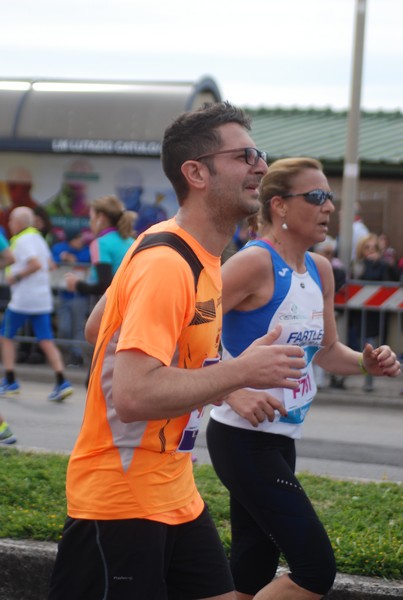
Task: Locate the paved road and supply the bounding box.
[194,400,403,483]
[1,366,402,482]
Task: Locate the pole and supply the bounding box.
[338,0,367,343]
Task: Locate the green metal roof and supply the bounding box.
[247,108,403,177]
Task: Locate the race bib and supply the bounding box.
[177,407,205,452]
[176,356,220,452]
[279,364,317,425]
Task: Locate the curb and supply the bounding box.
[0,539,56,600]
[326,573,403,599]
[0,540,402,600]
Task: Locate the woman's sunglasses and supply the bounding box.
[283,189,334,206]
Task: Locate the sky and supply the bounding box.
[1,0,403,112]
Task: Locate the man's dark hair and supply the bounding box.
[162,101,251,202]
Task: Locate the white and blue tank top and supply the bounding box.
[211,239,324,439]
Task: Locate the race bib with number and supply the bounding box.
[176,356,220,452]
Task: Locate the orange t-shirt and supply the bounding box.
[66,219,222,523]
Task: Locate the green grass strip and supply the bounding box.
[0,450,401,580]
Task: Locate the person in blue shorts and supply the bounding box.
[0,207,73,402]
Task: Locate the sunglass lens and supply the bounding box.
[305,190,333,205]
[309,192,323,205]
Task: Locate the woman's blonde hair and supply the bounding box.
[248,157,323,234]
[355,233,379,261]
[91,195,136,239]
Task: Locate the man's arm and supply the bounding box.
[0,247,15,270]
[5,256,41,285]
[112,325,306,422]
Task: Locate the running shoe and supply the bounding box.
[0,422,17,445]
[0,380,20,396]
[48,381,74,403]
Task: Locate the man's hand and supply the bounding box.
[237,325,306,390]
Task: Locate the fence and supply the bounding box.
[334,280,403,357]
[0,263,93,364]
[0,269,402,361]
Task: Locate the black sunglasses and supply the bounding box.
[194,147,268,166]
[282,189,334,206]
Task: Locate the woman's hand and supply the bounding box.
[64,272,80,292]
[362,343,401,377]
[226,388,287,427]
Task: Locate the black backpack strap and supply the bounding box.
[130,232,203,290]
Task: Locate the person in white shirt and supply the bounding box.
[0,207,73,402]
[351,201,369,261]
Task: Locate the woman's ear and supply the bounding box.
[270,195,286,215]
[181,160,208,191]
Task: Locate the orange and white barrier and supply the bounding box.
[334,281,403,311]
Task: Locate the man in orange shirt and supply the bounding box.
[48,102,306,600]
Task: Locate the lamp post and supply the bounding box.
[338,0,367,342]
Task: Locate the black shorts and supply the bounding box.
[206,419,336,596]
[48,506,234,600]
